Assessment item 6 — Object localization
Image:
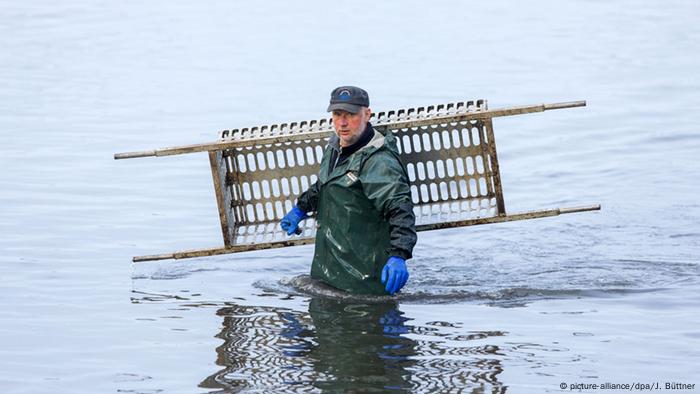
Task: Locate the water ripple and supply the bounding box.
[257,275,681,306]
[197,300,526,393]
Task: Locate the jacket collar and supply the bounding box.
[328,123,384,153]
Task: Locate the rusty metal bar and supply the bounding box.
[415,204,600,231]
[114,101,586,160]
[131,204,600,262]
[208,151,234,247]
[132,237,315,262]
[483,118,506,215]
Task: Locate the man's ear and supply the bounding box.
[365,107,372,119]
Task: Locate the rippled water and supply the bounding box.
[1,0,699,393]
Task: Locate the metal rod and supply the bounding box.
[544,101,586,110]
[558,204,601,214]
[132,238,315,262]
[415,204,600,232]
[114,100,586,160]
[131,204,600,262]
[114,150,157,160]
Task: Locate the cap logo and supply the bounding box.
[338,89,352,101]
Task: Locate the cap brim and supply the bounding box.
[327,103,362,113]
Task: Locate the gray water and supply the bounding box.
[1,1,699,393]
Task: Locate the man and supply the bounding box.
[280,86,417,296]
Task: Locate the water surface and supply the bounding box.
[1,1,699,393]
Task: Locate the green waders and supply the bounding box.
[310,128,415,295]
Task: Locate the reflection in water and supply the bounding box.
[199,304,319,392]
[200,297,507,393]
[307,298,416,392]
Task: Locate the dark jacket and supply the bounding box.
[297,124,417,295]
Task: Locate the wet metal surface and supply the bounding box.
[123,100,597,261]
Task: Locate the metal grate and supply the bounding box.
[223,140,323,245]
[396,113,502,227]
[211,99,504,247]
[114,98,595,261]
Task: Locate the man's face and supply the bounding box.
[332,107,371,147]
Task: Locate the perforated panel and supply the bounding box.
[392,118,501,227]
[211,99,505,246]
[224,140,323,245]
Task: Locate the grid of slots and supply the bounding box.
[215,99,499,244]
[393,120,500,225]
[217,100,486,142]
[219,118,333,141]
[223,139,327,244]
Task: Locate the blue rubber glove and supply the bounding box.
[280,206,308,235]
[381,256,409,295]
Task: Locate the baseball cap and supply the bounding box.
[326,86,370,113]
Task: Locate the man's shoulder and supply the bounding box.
[360,146,406,177]
[363,142,397,160]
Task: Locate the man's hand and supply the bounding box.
[381,256,409,295]
[280,206,308,235]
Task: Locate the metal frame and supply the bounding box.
[115,100,600,262]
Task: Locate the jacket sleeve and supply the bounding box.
[296,180,320,214]
[359,152,417,260]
